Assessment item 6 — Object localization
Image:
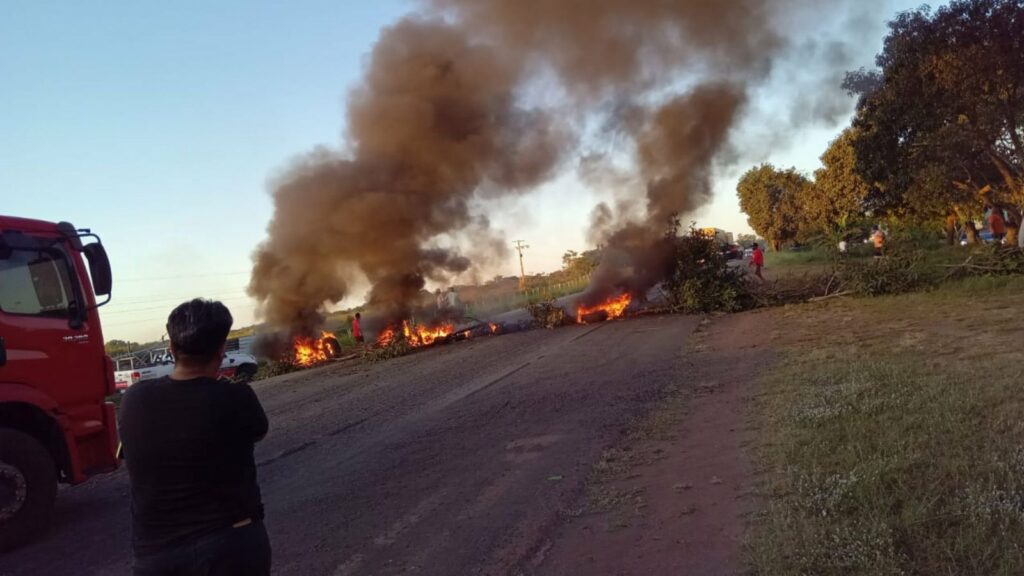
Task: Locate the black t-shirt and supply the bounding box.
[119,376,268,554]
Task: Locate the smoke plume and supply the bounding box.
[249,18,568,335]
[250,0,869,333]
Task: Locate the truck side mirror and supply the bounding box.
[83,243,112,298]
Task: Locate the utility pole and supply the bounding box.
[513,240,529,290]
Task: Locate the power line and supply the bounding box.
[110,291,251,307]
[101,296,253,316]
[116,271,250,283]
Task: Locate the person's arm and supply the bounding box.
[235,383,269,443]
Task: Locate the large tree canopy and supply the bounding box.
[845,0,1024,238]
[804,128,871,234]
[737,164,810,250]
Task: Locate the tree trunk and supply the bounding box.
[1007,226,1020,247]
[1001,204,1022,248]
[771,239,781,251]
[964,220,981,244]
[945,214,958,246]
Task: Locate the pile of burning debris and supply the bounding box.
[375,319,501,349]
[254,331,344,372]
[575,293,632,324]
[266,292,642,369]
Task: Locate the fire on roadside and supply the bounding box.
[576,293,632,324]
[293,331,337,366]
[376,320,455,348]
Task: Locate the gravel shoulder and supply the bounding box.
[536,312,772,576]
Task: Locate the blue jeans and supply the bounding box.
[133,521,271,576]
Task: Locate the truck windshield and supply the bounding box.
[0,248,77,318]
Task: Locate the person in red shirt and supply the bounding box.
[988,206,1007,243]
[749,243,765,282]
[352,312,364,344]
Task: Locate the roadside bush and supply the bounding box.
[334,332,357,348]
[665,224,752,313]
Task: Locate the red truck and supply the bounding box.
[0,215,117,550]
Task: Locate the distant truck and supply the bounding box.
[113,348,258,390]
[699,227,735,245]
[0,216,117,550]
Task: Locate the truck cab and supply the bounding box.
[0,216,116,550]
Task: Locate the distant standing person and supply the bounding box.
[446,286,460,311]
[749,243,765,282]
[352,312,364,344]
[435,288,445,312]
[838,238,848,254]
[119,299,271,576]
[871,226,887,257]
[988,206,1007,243]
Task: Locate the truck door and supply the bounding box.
[0,243,106,423]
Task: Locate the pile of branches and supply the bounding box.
[252,360,301,381]
[664,225,754,313]
[363,338,411,362]
[942,245,1024,280]
[527,300,569,329]
[749,252,925,306]
[749,273,846,307]
[833,252,924,296]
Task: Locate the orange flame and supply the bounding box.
[293,331,336,366]
[376,320,454,348]
[576,293,632,324]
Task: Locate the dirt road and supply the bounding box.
[3,315,699,576]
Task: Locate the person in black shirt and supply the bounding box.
[119,298,270,576]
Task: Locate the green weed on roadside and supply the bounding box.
[748,356,1024,575]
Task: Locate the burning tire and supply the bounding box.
[323,337,341,359]
[0,428,57,552]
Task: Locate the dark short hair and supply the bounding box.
[355,312,361,318]
[752,243,759,248]
[166,299,233,364]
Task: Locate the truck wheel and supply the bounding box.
[234,363,258,384]
[0,428,58,552]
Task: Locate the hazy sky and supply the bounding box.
[2,0,926,342]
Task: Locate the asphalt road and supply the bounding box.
[3,315,698,576]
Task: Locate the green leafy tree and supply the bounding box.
[737,164,810,250]
[845,0,1024,243]
[561,249,600,278]
[735,233,761,247]
[104,339,140,356]
[804,128,870,235]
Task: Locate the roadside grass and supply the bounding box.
[747,276,1024,575]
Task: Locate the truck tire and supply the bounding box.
[0,428,58,552]
[234,363,258,384]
